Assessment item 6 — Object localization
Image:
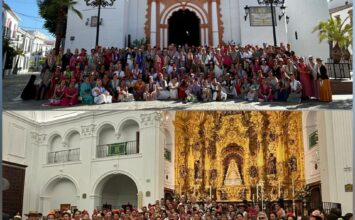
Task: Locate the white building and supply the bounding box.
[2,110,352,216]
[2,3,54,74]
[65,0,330,60]
[27,31,55,71]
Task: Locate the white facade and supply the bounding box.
[302,111,353,215]
[65,0,330,60]
[27,31,55,70]
[3,111,175,215]
[2,5,20,41]
[3,110,352,216]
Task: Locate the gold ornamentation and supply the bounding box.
[174,111,305,202]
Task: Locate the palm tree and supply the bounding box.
[38,0,83,55]
[313,15,352,62]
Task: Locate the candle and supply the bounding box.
[256,185,259,201]
[252,194,255,204]
[278,181,281,198]
[210,186,212,199]
[292,178,295,198]
[180,184,182,196]
[261,185,264,210]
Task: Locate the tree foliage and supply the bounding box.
[37,0,82,53]
[313,15,352,50]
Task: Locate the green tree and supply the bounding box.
[38,0,83,55]
[313,15,352,62]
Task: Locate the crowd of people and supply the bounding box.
[22,43,333,106]
[16,197,352,220]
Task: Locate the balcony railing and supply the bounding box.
[96,141,138,158]
[325,62,353,79]
[47,148,80,164]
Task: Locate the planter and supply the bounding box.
[330,45,342,63]
[342,48,351,61]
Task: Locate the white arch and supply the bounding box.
[117,117,140,138]
[63,128,81,143]
[95,121,117,137]
[160,3,208,25]
[91,170,142,196]
[41,174,80,197]
[46,132,62,146]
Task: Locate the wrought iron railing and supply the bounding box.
[325,62,352,79]
[96,141,138,158]
[47,148,80,164]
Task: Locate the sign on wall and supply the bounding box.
[309,130,319,149]
[249,6,277,26]
[345,184,353,192]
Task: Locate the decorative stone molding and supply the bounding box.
[141,113,162,128]
[81,124,96,137]
[30,132,47,144]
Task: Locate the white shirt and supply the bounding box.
[290,79,301,92]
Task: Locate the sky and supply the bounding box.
[5,0,54,40]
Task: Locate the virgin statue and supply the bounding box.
[224,159,242,186]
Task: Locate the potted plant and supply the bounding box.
[313,15,352,63]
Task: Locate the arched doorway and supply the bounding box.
[95,174,138,210]
[43,177,79,212]
[168,9,201,46]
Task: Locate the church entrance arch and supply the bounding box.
[168,9,200,46]
[94,173,138,210]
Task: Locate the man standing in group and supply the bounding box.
[62,48,73,70]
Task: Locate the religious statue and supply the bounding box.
[224,159,242,186]
[194,160,200,180]
[210,169,217,181]
[180,165,187,178]
[268,153,277,175]
[287,156,297,172]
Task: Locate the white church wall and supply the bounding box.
[319,111,353,215]
[220,0,242,45]
[65,0,128,51]
[3,111,166,215]
[238,0,288,46]
[302,112,321,185]
[285,0,330,61]
[127,0,148,43]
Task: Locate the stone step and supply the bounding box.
[330,79,353,95]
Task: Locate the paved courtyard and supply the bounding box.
[3,73,353,111]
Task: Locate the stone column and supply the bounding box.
[211,0,220,47]
[150,0,157,47]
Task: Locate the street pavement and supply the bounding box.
[3,73,353,111]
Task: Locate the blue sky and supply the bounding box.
[5,0,54,40]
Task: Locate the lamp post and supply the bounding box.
[257,0,285,47]
[84,0,116,47]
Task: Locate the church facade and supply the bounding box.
[2,110,353,216]
[65,0,330,60]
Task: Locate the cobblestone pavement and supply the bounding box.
[3,73,353,111]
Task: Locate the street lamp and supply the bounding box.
[257,0,285,47]
[84,0,116,47]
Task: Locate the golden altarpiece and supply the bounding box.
[174,111,305,202]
